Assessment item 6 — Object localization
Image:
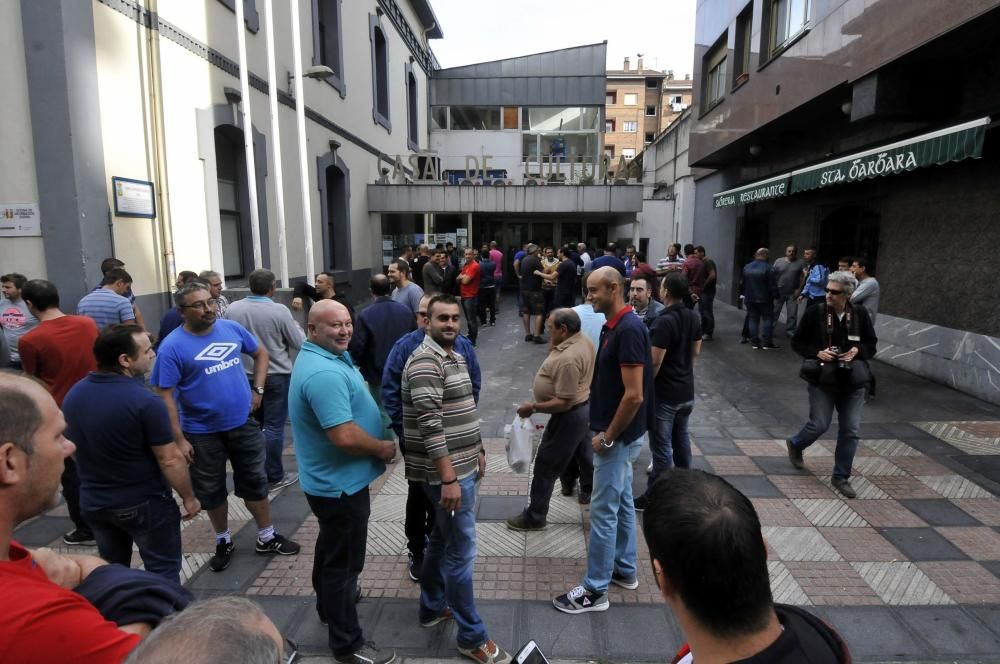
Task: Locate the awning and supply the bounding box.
[712,116,989,208]
[790,117,988,193]
[713,173,792,208]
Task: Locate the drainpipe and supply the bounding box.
[235,0,263,270]
[145,0,176,291]
[262,0,289,286]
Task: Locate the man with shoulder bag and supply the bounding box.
[786,271,877,499]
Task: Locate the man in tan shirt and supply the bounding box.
[506,309,595,531]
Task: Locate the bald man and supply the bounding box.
[554,267,653,615]
[289,300,397,664]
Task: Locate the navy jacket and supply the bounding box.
[381,329,481,437]
[479,259,497,289]
[348,297,416,384]
[741,259,779,303]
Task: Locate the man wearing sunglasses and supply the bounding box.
[786,271,878,499]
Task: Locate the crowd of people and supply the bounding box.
[0,238,863,663]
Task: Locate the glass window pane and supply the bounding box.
[220,213,243,278]
[218,179,238,211]
[449,107,501,130]
[503,107,518,129]
[624,93,638,105]
[522,134,539,161]
[431,106,448,130]
[523,107,589,132]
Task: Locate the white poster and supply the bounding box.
[0,203,41,237]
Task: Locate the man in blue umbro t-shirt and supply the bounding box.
[151,282,300,573]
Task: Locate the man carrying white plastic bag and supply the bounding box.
[506,415,534,474]
[504,309,595,531]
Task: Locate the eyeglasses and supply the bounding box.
[181,298,219,310]
[824,288,845,295]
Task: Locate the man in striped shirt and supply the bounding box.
[76,268,136,330]
[401,294,510,664]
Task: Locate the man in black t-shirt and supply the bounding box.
[634,273,701,512]
[554,246,579,308]
[553,267,652,615]
[519,244,546,343]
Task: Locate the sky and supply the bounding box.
[427,0,696,77]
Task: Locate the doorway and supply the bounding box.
[818,205,880,269]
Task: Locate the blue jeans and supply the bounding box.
[583,438,641,594]
[420,474,488,649]
[83,491,182,584]
[747,301,773,345]
[645,400,694,494]
[791,384,866,480]
[253,374,290,483]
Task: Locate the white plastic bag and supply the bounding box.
[506,415,534,474]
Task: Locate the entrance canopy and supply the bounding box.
[712,116,989,208]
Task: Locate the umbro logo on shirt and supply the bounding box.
[194,342,240,375]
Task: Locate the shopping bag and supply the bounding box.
[506,415,533,474]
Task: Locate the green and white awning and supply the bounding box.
[712,117,989,208]
[790,117,988,193]
[713,173,791,209]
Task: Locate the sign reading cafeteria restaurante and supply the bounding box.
[713,176,790,208]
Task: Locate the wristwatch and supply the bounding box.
[253,386,265,395]
[599,436,615,448]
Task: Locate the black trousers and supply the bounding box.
[307,488,370,658]
[61,457,90,534]
[400,433,435,559]
[528,404,593,520]
[477,287,497,325]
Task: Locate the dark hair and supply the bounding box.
[663,272,690,300]
[370,273,391,296]
[174,282,209,307]
[432,249,446,257]
[480,248,491,260]
[643,469,773,638]
[804,246,817,253]
[0,372,44,455]
[605,243,618,254]
[93,323,143,373]
[631,264,661,302]
[446,242,455,248]
[100,258,125,274]
[1,273,27,290]
[21,279,59,311]
[672,243,682,253]
[177,270,199,285]
[838,255,854,266]
[391,259,411,276]
[248,269,275,295]
[427,293,459,317]
[550,308,581,334]
[101,267,132,286]
[853,255,874,274]
[694,245,706,254]
[683,243,695,256]
[636,252,647,262]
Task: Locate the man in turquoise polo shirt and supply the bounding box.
[289,300,397,664]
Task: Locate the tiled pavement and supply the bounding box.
[14,301,1000,662]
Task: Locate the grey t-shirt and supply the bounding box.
[851,277,880,321]
[773,257,806,296]
[223,295,304,375]
[0,297,38,363]
[392,282,424,315]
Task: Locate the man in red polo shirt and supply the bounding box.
[0,372,148,663]
[19,279,101,547]
[457,247,482,346]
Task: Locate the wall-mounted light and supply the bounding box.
[224,87,242,104]
[287,65,336,95]
[840,100,853,116]
[749,144,762,156]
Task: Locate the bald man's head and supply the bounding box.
[307,300,353,354]
[585,266,626,316]
[416,294,432,330]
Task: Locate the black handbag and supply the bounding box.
[799,358,837,385]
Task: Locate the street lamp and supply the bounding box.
[287,65,336,95]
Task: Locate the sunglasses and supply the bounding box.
[825,288,845,295]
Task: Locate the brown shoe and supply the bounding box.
[458,639,512,664]
[786,439,805,470]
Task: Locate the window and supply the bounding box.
[646,78,658,89]
[214,126,246,279]
[622,148,636,160]
[645,105,656,116]
[370,14,390,131]
[450,107,501,130]
[606,91,616,105]
[217,0,259,34]
[522,107,600,131]
[670,95,683,105]
[604,145,615,158]
[767,0,809,56]
[605,119,615,132]
[702,34,728,110]
[733,4,753,86]
[405,62,418,150]
[319,157,351,271]
[623,120,637,133]
[503,107,519,129]
[430,107,448,129]
[644,132,654,144]
[623,93,638,106]
[314,0,345,96]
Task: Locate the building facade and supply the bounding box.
[689,0,1000,404]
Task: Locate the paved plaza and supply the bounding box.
[15,302,1000,662]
